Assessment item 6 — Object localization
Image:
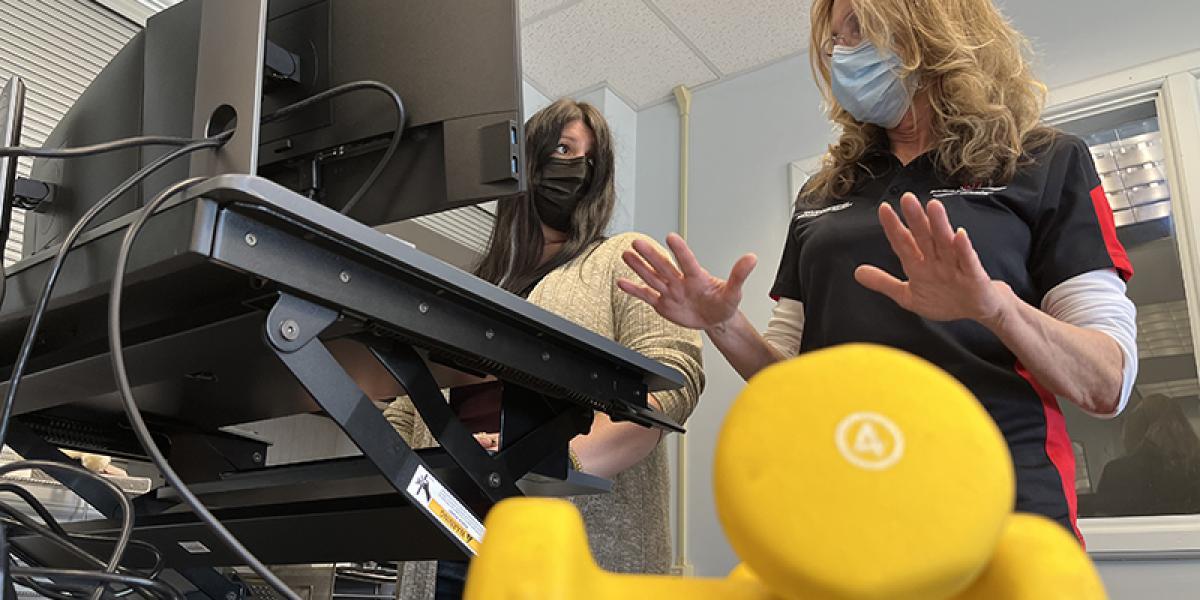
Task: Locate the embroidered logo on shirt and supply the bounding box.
[929,185,1007,199]
[794,201,853,221]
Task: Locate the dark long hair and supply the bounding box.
[474,99,617,294]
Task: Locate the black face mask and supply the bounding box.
[533,156,591,232]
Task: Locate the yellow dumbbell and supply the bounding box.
[714,344,1015,599]
[465,344,1106,600]
[954,513,1106,600]
[463,497,783,600]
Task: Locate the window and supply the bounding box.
[1059,102,1200,518]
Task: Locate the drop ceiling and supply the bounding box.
[111,0,811,110]
[520,0,810,108]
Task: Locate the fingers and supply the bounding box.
[898,193,938,260]
[633,238,684,282]
[665,233,706,278]
[878,202,923,269]
[854,265,909,307]
[617,277,663,306]
[925,200,958,257]
[725,253,758,293]
[952,228,988,280]
[622,250,670,295]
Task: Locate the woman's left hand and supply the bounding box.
[855,193,1010,325]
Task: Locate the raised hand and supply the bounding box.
[617,233,758,331]
[855,193,1008,325]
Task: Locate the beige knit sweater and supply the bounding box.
[384,232,704,598]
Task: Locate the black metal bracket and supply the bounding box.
[363,340,593,503]
[164,429,269,483]
[364,341,521,502]
[12,177,54,212]
[498,384,591,480]
[262,292,482,555]
[367,340,592,485]
[178,566,248,600]
[263,40,302,89]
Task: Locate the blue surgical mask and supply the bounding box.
[831,41,913,129]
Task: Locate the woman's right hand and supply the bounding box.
[618,233,757,331]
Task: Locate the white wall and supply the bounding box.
[578,87,638,234]
[999,0,1200,91]
[634,2,1200,579]
[636,54,834,576]
[523,79,551,121]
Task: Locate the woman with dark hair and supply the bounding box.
[384,98,704,599]
[1095,395,1200,516]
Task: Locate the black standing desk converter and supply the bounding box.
[0,174,685,569]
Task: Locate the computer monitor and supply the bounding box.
[0,76,24,253]
[23,0,524,258]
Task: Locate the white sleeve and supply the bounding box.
[762,297,805,358]
[1040,269,1138,418]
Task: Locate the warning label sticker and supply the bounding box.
[405,465,485,554]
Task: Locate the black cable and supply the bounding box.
[0,508,159,582]
[0,80,403,449]
[70,536,164,582]
[0,80,403,451]
[0,483,68,536]
[15,576,149,600]
[259,80,406,216]
[0,136,204,159]
[108,178,299,600]
[0,136,230,458]
[11,548,156,600]
[0,461,133,600]
[0,132,194,310]
[0,83,402,600]
[0,511,105,573]
[10,568,180,600]
[0,137,204,312]
[0,484,164,581]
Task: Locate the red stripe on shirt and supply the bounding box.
[1016,361,1084,546]
[1089,185,1134,281]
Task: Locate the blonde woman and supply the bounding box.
[386,99,704,598]
[621,0,1137,542]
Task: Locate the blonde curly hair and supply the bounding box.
[803,0,1056,205]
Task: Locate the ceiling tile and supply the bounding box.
[521,0,718,107]
[651,0,810,75]
[520,0,572,23]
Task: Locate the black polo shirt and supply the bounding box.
[771,134,1132,538]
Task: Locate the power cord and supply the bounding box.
[11,568,179,600]
[260,80,406,215]
[0,135,232,454]
[0,137,225,598]
[0,460,134,600]
[0,135,215,159]
[0,134,221,359]
[109,178,301,600]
